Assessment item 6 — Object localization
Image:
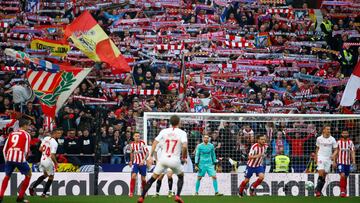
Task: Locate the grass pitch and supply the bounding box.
[2,196,360,203]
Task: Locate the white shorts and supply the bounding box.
[40,159,55,176]
[153,158,182,175]
[317,158,332,173]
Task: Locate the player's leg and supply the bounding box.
[249,172,264,196]
[175,172,185,203]
[130,164,139,197]
[138,163,163,202]
[195,176,202,195]
[239,166,252,196]
[154,174,164,197]
[42,174,54,198]
[0,162,15,201]
[169,164,185,203]
[17,163,32,202]
[139,165,147,191]
[195,165,206,195]
[29,171,49,196]
[167,170,174,197]
[338,164,350,197]
[315,160,330,197]
[208,165,223,196]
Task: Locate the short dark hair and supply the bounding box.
[133,131,140,136]
[256,134,265,140]
[18,118,30,128]
[169,115,180,126]
[52,128,63,132]
[68,128,76,132]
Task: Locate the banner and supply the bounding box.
[4,48,92,118]
[64,11,130,73]
[0,173,359,196]
[30,38,70,57]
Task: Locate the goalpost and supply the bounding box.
[141,112,360,196]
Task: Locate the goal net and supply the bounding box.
[141,112,360,196]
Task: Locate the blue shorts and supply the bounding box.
[337,164,350,176]
[132,164,147,176]
[4,161,31,176]
[244,166,265,179]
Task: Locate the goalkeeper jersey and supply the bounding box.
[195,143,216,165]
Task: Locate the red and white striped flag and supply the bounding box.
[225,35,245,42]
[43,116,56,132]
[128,89,161,95]
[155,44,184,51]
[224,41,253,48]
[2,66,27,71]
[340,61,360,106]
[0,22,9,28]
[175,56,186,111]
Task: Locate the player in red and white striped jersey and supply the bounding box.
[239,135,268,197]
[333,131,356,197]
[0,119,32,203]
[129,132,149,197]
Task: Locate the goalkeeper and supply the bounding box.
[194,134,223,196]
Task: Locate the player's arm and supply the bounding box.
[351,142,356,165]
[150,140,159,158]
[129,145,134,166]
[315,146,319,164]
[194,144,200,171]
[51,153,58,165]
[2,135,10,162]
[181,142,188,164]
[248,146,261,159]
[331,140,338,165]
[211,144,217,165]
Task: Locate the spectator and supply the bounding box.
[80,129,95,164]
[305,152,317,173]
[110,130,124,164]
[286,130,316,172]
[64,129,81,166]
[271,131,290,157]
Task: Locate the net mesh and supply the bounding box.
[142,113,360,174]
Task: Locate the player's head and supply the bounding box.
[18,118,31,131]
[203,134,210,144]
[322,125,331,137]
[169,115,180,127]
[133,132,140,142]
[257,135,266,145]
[52,128,63,139]
[341,130,349,139]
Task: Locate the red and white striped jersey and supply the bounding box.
[130,140,149,164]
[337,139,355,165]
[3,129,31,163]
[247,143,268,167]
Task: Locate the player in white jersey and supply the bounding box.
[138,115,187,203]
[152,142,174,198]
[315,125,337,197]
[29,128,63,198]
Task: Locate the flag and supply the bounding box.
[64,11,131,73]
[0,119,18,130]
[4,48,92,118]
[175,56,186,111]
[340,61,360,106]
[30,38,70,57]
[43,116,56,132]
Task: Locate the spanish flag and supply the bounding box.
[64,11,131,73]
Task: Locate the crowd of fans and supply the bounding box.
[0,0,360,171]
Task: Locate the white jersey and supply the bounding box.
[316,135,337,160]
[40,136,58,162]
[155,127,187,160]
